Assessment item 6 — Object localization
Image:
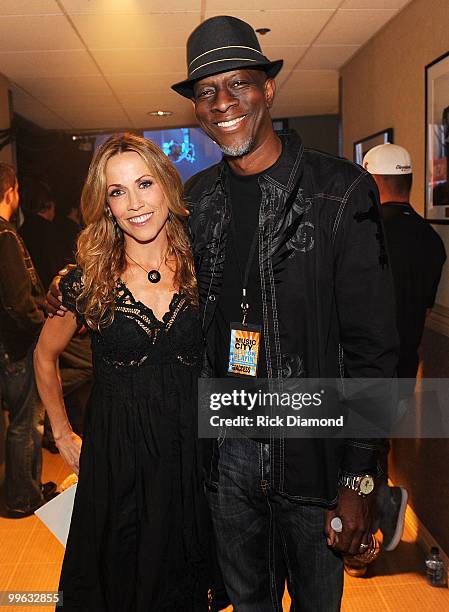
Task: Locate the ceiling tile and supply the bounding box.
[116,90,186,111]
[70,13,199,48]
[259,46,309,69]
[60,107,132,129]
[38,93,121,111]
[106,72,185,94]
[0,50,100,78]
[92,47,187,75]
[278,69,339,90]
[12,92,73,129]
[129,108,197,130]
[0,1,62,16]
[298,45,360,69]
[340,0,410,8]
[15,76,111,98]
[0,16,82,51]
[206,1,340,8]
[62,0,200,13]
[315,9,398,45]
[204,10,334,46]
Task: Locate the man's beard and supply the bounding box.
[219,137,254,158]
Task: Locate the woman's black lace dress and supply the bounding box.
[58,268,209,611]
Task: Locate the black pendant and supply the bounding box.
[147,270,161,284]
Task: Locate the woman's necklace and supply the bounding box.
[125,251,166,284]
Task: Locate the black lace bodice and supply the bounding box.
[60,267,203,370]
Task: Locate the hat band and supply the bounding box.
[190,57,261,77]
[189,45,264,69]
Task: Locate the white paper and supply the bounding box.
[35,483,77,547]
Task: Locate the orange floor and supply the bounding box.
[1,449,448,612]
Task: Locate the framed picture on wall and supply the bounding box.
[353,128,394,165]
[425,50,449,223]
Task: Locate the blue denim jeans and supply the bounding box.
[206,437,343,612]
[0,346,44,512]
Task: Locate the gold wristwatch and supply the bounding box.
[338,474,375,497]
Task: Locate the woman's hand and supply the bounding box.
[55,431,83,475]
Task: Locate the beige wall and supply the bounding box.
[0,73,13,165]
[341,0,449,309]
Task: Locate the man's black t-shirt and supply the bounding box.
[214,169,267,378]
[382,201,446,378]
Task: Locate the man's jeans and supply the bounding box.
[206,437,343,612]
[0,347,44,512]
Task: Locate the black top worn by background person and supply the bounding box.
[54,214,81,266]
[20,213,59,291]
[0,216,45,362]
[215,168,267,378]
[382,201,446,378]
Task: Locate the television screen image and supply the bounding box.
[144,127,223,183]
[94,128,222,184]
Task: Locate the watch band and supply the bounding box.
[338,474,374,496]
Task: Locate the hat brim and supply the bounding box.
[171,59,283,99]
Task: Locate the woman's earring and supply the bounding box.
[106,206,121,236]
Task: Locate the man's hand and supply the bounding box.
[45,265,75,317]
[325,487,376,555]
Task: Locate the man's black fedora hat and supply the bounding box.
[172,15,283,99]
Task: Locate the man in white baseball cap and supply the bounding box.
[361,143,446,557]
[363,143,412,176]
[363,143,413,209]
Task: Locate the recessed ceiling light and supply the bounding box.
[256,28,271,35]
[147,110,173,117]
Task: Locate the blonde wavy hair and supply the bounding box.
[76,133,197,330]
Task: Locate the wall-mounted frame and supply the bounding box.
[425,50,449,224]
[353,128,394,165]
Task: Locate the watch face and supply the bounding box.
[360,476,374,495]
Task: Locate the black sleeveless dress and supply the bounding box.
[58,268,210,611]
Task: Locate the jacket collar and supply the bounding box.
[216,129,304,194]
[261,130,304,192]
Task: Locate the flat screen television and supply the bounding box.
[143,127,222,183]
[95,128,222,183]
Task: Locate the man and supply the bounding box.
[173,16,398,610]
[47,16,398,610]
[19,179,57,291]
[20,180,92,450]
[0,162,55,517]
[363,143,446,553]
[54,199,83,267]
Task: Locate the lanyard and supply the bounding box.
[230,212,259,326]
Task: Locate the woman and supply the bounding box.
[34,134,209,611]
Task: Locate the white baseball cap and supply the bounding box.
[363,143,412,175]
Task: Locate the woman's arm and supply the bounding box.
[34,313,83,474]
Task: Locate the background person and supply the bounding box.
[19,178,92,451]
[19,178,57,291]
[362,143,446,554]
[0,162,55,518]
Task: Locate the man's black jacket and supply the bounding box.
[0,217,45,362]
[185,131,399,505]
